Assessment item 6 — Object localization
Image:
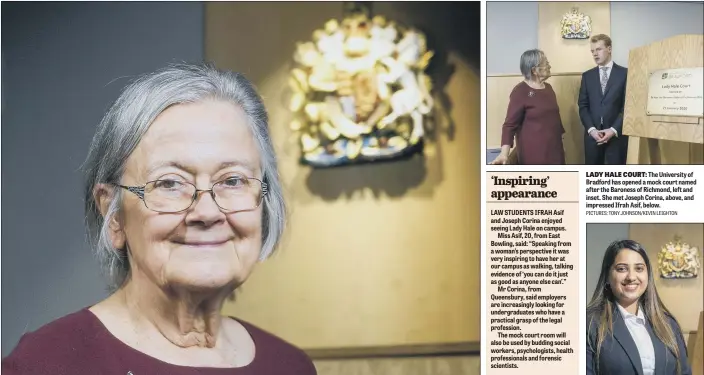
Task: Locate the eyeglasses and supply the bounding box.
[114,176,268,213]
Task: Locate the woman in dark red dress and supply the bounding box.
[2,64,316,374]
[491,49,565,165]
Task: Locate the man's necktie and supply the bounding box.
[600,66,609,94]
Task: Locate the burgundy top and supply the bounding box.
[2,309,317,375]
[500,81,565,165]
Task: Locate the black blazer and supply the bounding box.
[578,63,628,135]
[587,306,692,375]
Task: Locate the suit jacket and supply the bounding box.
[587,306,692,375]
[578,63,628,135]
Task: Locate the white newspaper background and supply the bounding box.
[482,164,704,375]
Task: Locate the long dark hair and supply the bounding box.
[586,240,683,375]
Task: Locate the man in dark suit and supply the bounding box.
[578,34,629,164]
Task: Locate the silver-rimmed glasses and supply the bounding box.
[114,176,268,213]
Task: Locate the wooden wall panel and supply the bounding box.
[550,74,586,164]
[486,75,522,150]
[691,312,703,375]
[623,34,704,164]
[623,35,704,143]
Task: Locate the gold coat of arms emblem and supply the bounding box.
[657,238,701,279]
[289,12,434,167]
[560,7,592,40]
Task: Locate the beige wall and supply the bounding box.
[205,2,480,352]
[629,223,704,344]
[538,2,611,73]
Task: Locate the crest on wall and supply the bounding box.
[657,237,701,279]
[560,7,592,39]
[289,7,434,167]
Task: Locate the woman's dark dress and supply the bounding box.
[2,308,317,375]
[501,81,566,165]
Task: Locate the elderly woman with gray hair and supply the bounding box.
[491,49,565,165]
[2,64,317,374]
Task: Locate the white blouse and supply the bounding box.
[617,303,656,375]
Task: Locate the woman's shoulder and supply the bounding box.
[5,308,99,352]
[232,317,317,373]
[662,312,685,333]
[585,306,608,336]
[508,81,531,103]
[510,81,529,93]
[2,308,107,373]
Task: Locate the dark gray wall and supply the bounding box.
[586,223,630,302]
[1,2,204,356]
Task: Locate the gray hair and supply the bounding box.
[519,49,545,80]
[82,63,286,291]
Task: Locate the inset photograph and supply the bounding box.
[586,223,703,375]
[487,2,703,165]
[3,2,481,374]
